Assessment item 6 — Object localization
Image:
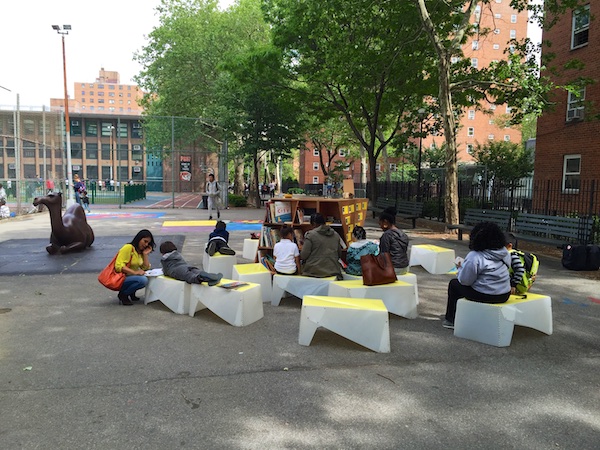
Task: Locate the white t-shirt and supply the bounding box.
[273,238,300,274]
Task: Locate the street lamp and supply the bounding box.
[416,108,426,203]
[52,24,75,207]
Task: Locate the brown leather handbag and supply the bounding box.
[360,252,397,286]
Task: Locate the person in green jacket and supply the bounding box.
[300,213,343,279]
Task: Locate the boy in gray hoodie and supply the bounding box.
[160,241,222,285]
[442,221,511,329]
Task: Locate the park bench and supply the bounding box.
[511,213,594,249]
[447,208,512,240]
[371,198,424,228]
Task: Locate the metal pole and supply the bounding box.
[118,117,122,208]
[42,105,47,188]
[15,94,21,213]
[61,33,74,207]
[171,116,175,209]
[417,116,424,203]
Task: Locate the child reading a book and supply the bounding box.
[160,241,223,285]
[273,226,300,275]
[206,220,236,256]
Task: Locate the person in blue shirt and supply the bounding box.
[206,220,236,256]
[345,226,379,276]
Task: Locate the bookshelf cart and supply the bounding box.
[259,197,369,256]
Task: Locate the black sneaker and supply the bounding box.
[207,273,223,286]
[217,211,220,219]
[209,216,213,220]
[207,241,217,256]
[442,319,454,329]
[219,246,236,256]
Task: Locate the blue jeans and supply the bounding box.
[120,275,148,296]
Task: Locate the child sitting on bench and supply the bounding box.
[160,241,223,285]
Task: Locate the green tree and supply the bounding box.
[264,0,437,202]
[473,140,534,185]
[415,0,589,227]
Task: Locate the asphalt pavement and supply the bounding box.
[1,203,599,449]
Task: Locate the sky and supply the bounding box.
[1,0,539,109]
[0,0,234,108]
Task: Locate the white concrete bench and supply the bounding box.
[271,274,337,306]
[342,272,419,304]
[409,244,455,274]
[188,279,264,327]
[328,279,418,319]
[299,295,390,353]
[454,293,553,347]
[242,238,260,260]
[202,252,236,279]
[232,263,272,302]
[145,275,191,315]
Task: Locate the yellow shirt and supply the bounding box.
[115,243,150,273]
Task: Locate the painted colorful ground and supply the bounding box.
[161,220,262,232]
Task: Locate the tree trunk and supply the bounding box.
[233,155,245,196]
[438,55,459,227]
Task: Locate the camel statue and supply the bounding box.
[33,192,95,254]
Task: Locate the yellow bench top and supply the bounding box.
[463,293,550,307]
[233,263,271,275]
[331,279,412,288]
[303,295,387,311]
[411,244,453,252]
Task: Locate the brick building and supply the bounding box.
[535,2,598,196]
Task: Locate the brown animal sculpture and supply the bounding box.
[33,192,95,254]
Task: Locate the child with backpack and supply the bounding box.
[506,233,539,294]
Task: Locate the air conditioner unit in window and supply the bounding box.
[133,144,141,150]
[72,120,79,126]
[567,108,584,121]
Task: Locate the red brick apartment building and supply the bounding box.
[422,1,528,161]
[535,2,599,211]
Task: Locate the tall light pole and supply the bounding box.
[416,108,426,203]
[52,24,75,207]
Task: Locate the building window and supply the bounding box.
[563,155,581,192]
[467,127,474,137]
[466,144,474,155]
[86,143,98,159]
[313,149,319,156]
[488,134,495,140]
[101,122,114,137]
[567,87,585,121]
[313,162,319,170]
[504,135,511,141]
[511,14,517,23]
[506,105,512,114]
[375,163,381,171]
[510,30,517,39]
[471,58,478,68]
[312,176,319,184]
[493,44,500,50]
[86,121,98,137]
[572,5,590,49]
[23,119,35,134]
[468,110,475,120]
[490,104,497,111]
[494,28,500,35]
[472,40,479,50]
[494,13,501,19]
[338,148,346,157]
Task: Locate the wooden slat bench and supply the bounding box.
[511,213,593,248]
[447,209,512,240]
[371,198,424,228]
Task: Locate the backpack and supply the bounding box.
[511,249,539,293]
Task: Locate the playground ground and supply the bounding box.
[0,200,599,449]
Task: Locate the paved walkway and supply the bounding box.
[0,206,599,449]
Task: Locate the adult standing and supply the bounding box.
[442,221,511,329]
[300,213,342,278]
[114,229,155,305]
[205,173,221,220]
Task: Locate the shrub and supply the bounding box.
[288,188,304,194]
[228,194,247,207]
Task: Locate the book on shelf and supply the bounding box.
[273,201,293,223]
[293,228,305,250]
[296,208,305,224]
